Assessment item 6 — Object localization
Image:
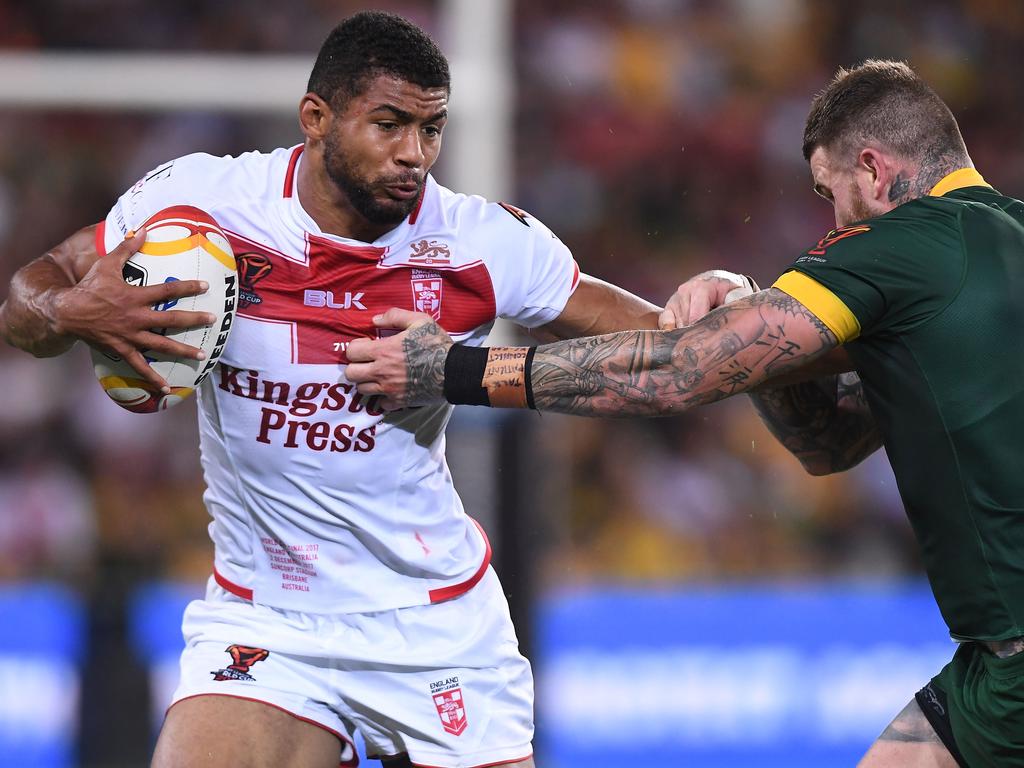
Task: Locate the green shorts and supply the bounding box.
[916,641,1024,767]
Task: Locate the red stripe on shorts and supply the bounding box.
[410,753,533,768]
[213,566,253,601]
[168,693,359,766]
[427,519,492,603]
[211,519,490,607]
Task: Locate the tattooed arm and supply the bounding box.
[749,374,883,476]
[346,289,839,415]
[527,288,836,416]
[654,270,880,474]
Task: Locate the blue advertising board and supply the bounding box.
[0,584,85,768]
[125,581,953,767]
[128,581,205,731]
[535,584,953,768]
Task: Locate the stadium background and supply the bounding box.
[0,0,1021,766]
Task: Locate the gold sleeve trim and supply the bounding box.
[772,271,861,343]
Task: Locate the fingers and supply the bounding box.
[346,337,380,364]
[346,342,415,410]
[354,384,403,412]
[661,270,755,328]
[658,308,677,331]
[668,288,691,328]
[108,228,147,265]
[117,346,170,394]
[146,308,216,330]
[347,364,403,411]
[347,371,381,394]
[373,307,430,330]
[141,278,209,303]
[135,331,207,361]
[687,291,712,324]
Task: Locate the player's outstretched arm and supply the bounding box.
[526,288,836,416]
[0,224,214,391]
[347,289,838,415]
[346,274,664,409]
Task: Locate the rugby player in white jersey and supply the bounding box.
[0,11,662,768]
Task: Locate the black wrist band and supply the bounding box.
[523,346,537,410]
[444,344,490,406]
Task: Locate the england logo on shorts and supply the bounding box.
[429,677,468,736]
[210,644,269,682]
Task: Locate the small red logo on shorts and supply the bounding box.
[432,687,468,736]
[211,644,269,682]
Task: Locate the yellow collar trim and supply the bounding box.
[929,167,990,197]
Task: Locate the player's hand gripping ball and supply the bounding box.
[91,206,237,413]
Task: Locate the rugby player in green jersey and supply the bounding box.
[347,59,1024,767]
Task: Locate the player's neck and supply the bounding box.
[296,155,394,243]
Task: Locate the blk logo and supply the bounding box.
[303,289,367,311]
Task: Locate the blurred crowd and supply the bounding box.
[2,0,1023,600]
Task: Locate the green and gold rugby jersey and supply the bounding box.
[775,168,1024,642]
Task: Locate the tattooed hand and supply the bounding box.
[346,308,453,410]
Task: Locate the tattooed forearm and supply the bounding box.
[402,320,449,403]
[529,288,838,417]
[749,372,882,475]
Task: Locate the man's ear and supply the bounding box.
[858,147,901,203]
[299,93,332,141]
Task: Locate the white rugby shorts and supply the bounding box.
[169,567,534,768]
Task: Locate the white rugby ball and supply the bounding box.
[91,205,237,413]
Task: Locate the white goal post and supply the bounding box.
[0,0,511,199]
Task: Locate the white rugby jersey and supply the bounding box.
[99,145,579,613]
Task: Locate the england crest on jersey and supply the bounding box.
[411,269,443,321]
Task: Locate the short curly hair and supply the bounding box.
[307,11,450,108]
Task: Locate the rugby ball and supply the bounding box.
[91,205,237,413]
